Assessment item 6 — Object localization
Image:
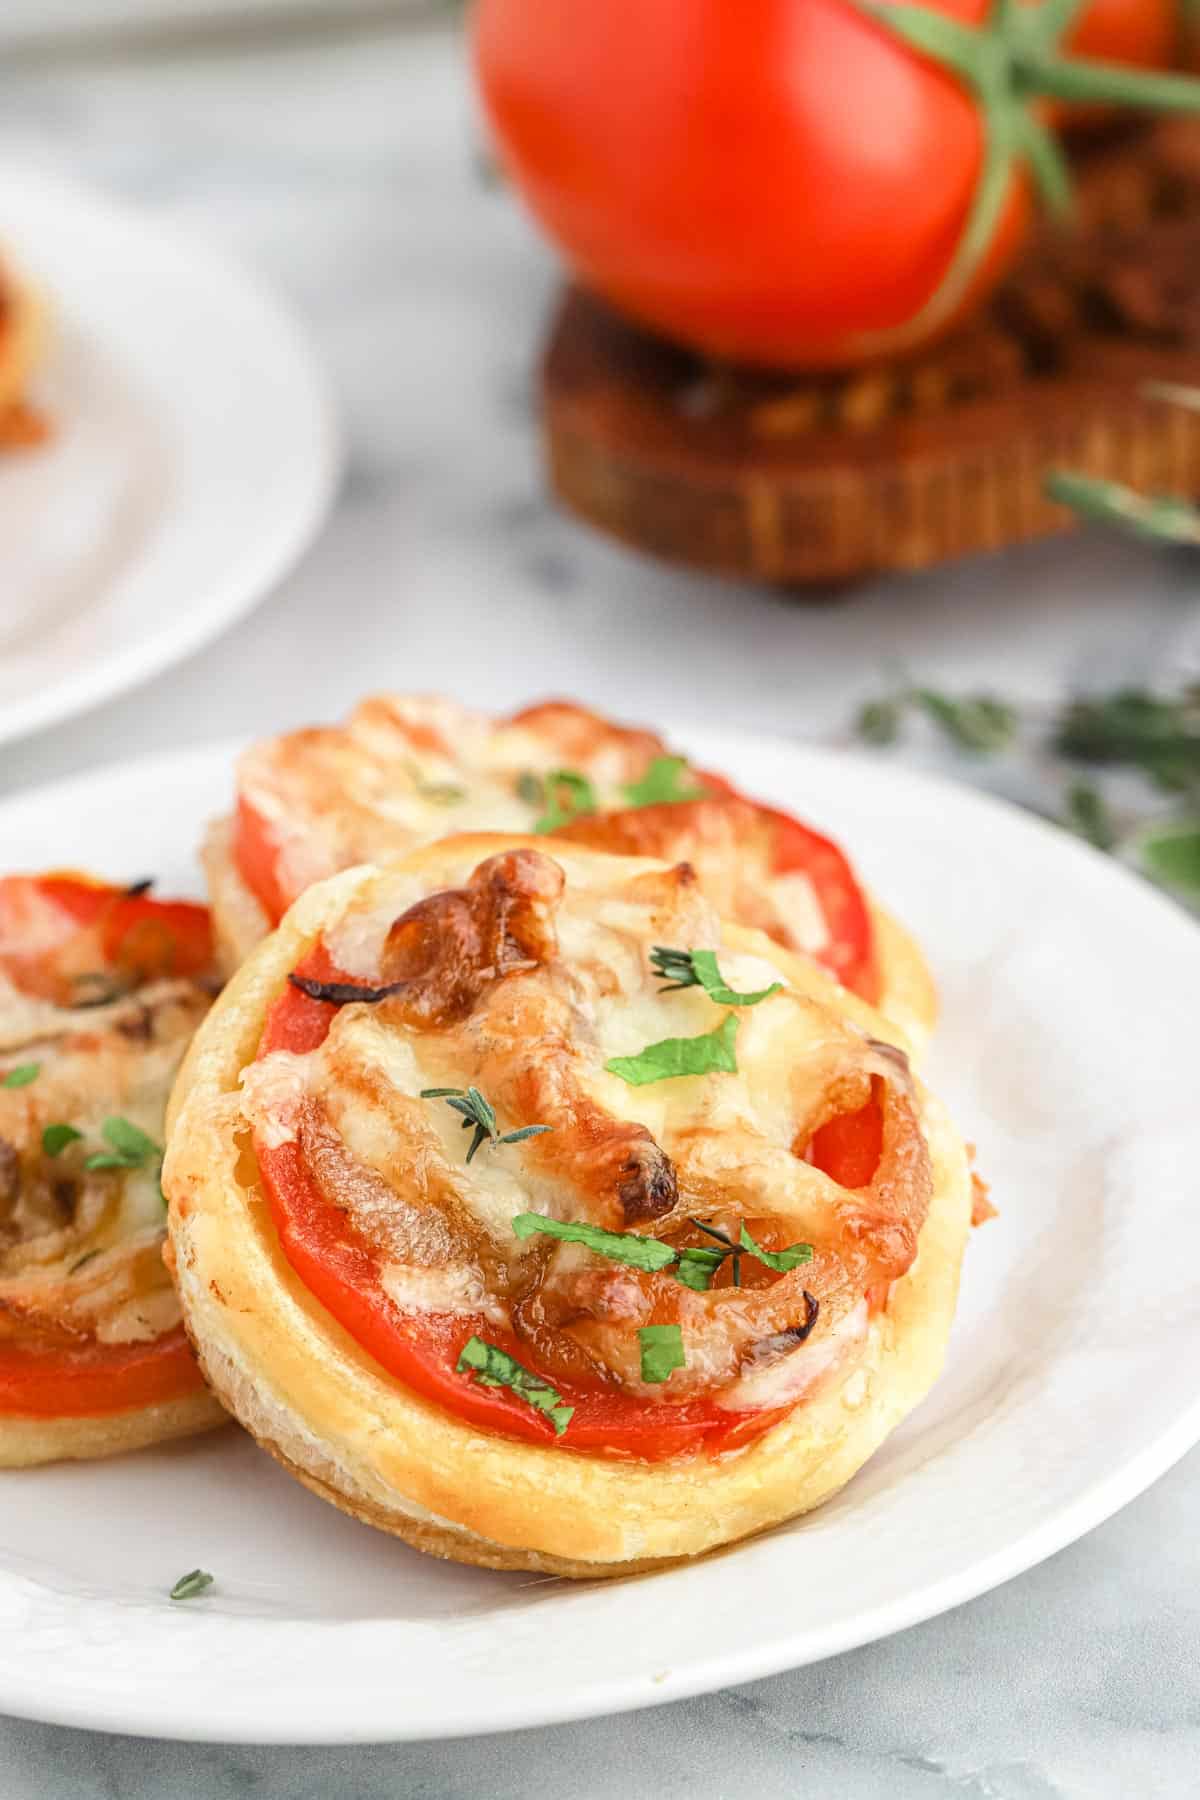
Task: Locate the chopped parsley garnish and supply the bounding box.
[456,1336,574,1435]
[622,755,707,808]
[638,1324,685,1385]
[650,946,781,1007]
[738,1222,814,1274]
[421,1087,551,1164]
[42,1123,83,1158]
[511,1212,811,1293]
[512,1213,678,1273]
[527,768,597,834]
[1,1063,39,1089]
[169,1569,214,1602]
[605,1014,739,1087]
[84,1116,161,1173]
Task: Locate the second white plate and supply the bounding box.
[0,169,339,745]
[0,729,1197,1742]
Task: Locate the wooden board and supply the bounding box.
[542,121,1200,588]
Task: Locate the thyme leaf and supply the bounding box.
[421,1087,550,1163]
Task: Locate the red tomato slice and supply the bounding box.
[234,744,876,1001]
[0,1326,206,1419]
[0,873,213,997]
[255,951,828,1461]
[0,872,214,1419]
[809,1096,885,1191]
[697,770,877,1002]
[232,796,294,926]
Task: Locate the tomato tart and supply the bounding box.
[0,873,226,1464]
[204,694,935,1046]
[166,834,972,1575]
[0,257,47,450]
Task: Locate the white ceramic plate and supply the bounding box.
[0,171,339,745]
[1,729,1198,1745]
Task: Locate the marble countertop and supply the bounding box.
[1,15,1198,1795]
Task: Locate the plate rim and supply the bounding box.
[0,728,1197,1744]
[0,168,341,748]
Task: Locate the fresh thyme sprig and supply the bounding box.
[1045,382,1200,549]
[420,1086,551,1164]
[853,679,1200,909]
[650,946,781,1006]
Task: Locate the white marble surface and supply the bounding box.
[1,15,1199,1795]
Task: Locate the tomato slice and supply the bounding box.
[0,873,213,997]
[234,746,876,1000]
[0,872,214,1420]
[0,1326,206,1419]
[232,796,293,926]
[809,1096,884,1191]
[696,770,877,1002]
[256,953,800,1461]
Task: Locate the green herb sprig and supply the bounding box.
[1,1064,39,1089]
[605,1013,739,1087]
[456,1336,574,1435]
[84,1116,162,1173]
[650,946,781,1007]
[421,1087,551,1164]
[169,1569,214,1602]
[42,1123,83,1158]
[638,1324,685,1385]
[857,687,1018,754]
[520,768,598,834]
[854,679,1200,909]
[511,1211,812,1293]
[622,756,707,807]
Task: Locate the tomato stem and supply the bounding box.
[1020,53,1200,110]
[848,0,1200,356]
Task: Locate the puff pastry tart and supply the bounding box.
[204,695,934,1046]
[0,874,226,1465]
[167,834,972,1575]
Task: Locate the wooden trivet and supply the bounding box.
[541,121,1200,587]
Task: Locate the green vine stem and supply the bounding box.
[847,0,1200,355]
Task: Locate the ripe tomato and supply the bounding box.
[1067,0,1178,72]
[476,0,1200,368]
[1059,0,1180,127]
[475,0,1030,368]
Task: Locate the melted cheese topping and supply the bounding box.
[242,840,928,1414]
[234,695,860,984]
[0,974,211,1344]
